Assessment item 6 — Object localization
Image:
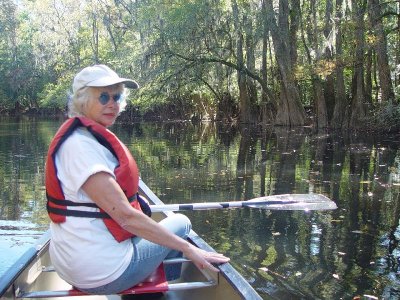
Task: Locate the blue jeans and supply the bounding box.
[79,213,192,294]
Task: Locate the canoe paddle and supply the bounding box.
[149,194,337,212]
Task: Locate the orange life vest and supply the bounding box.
[45,116,141,242]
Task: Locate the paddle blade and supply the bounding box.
[245,194,337,211]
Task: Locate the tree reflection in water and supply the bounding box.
[0,118,399,299]
[131,122,399,299]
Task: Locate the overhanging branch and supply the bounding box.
[166,48,276,105]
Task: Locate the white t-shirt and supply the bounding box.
[49,128,133,289]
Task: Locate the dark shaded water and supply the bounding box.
[0,116,399,299]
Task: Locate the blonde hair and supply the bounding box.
[68,84,129,118]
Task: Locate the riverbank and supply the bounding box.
[1,103,399,134]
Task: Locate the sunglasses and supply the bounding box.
[98,92,123,105]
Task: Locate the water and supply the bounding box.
[0,117,399,299]
[0,117,58,273]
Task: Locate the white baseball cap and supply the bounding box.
[72,64,139,93]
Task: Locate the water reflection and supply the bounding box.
[0,117,61,272]
[0,117,399,299]
[121,122,399,299]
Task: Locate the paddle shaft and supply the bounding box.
[149,200,296,212]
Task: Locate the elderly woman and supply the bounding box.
[45,64,229,295]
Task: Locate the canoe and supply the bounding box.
[0,179,262,300]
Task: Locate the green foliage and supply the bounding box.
[38,75,72,109]
[0,89,12,111]
[0,0,398,130]
[364,102,400,132]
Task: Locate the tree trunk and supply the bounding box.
[244,12,258,122]
[323,0,335,122]
[331,0,348,128]
[397,7,400,87]
[350,0,367,128]
[368,0,395,103]
[232,0,253,124]
[365,48,373,106]
[266,0,306,126]
[290,0,300,68]
[301,0,328,128]
[314,77,328,128]
[260,0,277,125]
[311,0,328,128]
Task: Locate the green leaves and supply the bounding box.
[0,0,397,130]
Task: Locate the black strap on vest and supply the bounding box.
[47,193,138,219]
[46,203,111,219]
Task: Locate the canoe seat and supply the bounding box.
[16,258,216,298]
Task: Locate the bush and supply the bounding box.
[0,89,13,111]
[364,102,400,133]
[38,75,72,110]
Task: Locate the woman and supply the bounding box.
[45,64,229,295]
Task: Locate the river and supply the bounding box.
[0,116,399,299]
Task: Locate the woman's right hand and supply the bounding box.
[182,243,230,273]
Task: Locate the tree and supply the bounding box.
[0,0,19,109]
[260,0,277,124]
[231,0,258,124]
[265,0,307,126]
[368,0,395,103]
[301,0,328,128]
[350,0,368,128]
[331,0,349,128]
